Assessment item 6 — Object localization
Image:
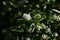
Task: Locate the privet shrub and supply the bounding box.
[0,0,60,40]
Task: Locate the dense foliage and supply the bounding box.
[0,0,60,40]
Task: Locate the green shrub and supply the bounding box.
[0,0,60,40]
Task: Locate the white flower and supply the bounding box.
[27,28,32,32]
[53,14,60,21]
[18,25,21,28]
[43,5,46,9]
[27,27,35,33]
[40,18,44,21]
[26,38,30,40]
[54,32,58,37]
[53,14,58,20]
[58,17,60,20]
[41,23,46,29]
[2,1,6,5]
[25,0,28,3]
[30,23,35,27]
[47,0,50,2]
[36,25,42,31]
[58,15,60,20]
[42,34,47,39]
[9,2,13,6]
[23,13,32,21]
[46,28,51,33]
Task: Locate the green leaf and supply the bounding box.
[11,29,24,32]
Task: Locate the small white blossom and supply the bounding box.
[43,5,46,9]
[26,38,30,40]
[54,32,58,37]
[58,17,60,20]
[40,18,44,21]
[9,2,13,6]
[36,25,42,31]
[23,13,32,21]
[27,27,35,33]
[25,0,28,3]
[2,1,6,5]
[27,28,32,32]
[53,15,60,21]
[18,25,21,28]
[41,23,46,29]
[58,15,60,20]
[53,14,58,20]
[52,34,54,37]
[42,34,47,39]
[47,0,50,2]
[46,28,51,33]
[30,23,35,27]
